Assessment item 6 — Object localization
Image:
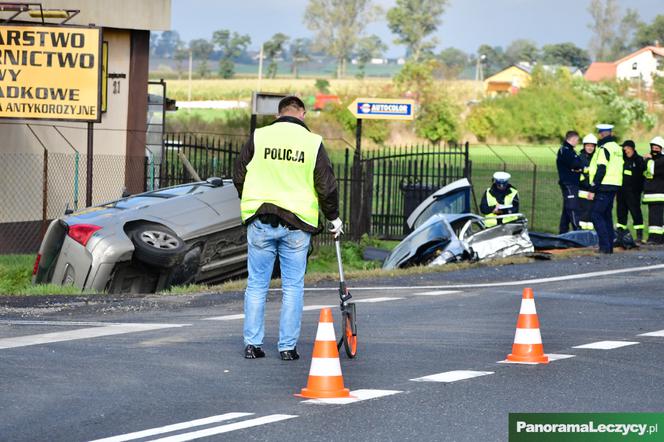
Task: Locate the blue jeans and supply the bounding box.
[243,220,311,351]
[591,191,616,253]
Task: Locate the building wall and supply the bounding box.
[616,50,661,88]
[484,67,531,95]
[39,0,170,31]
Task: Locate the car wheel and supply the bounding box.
[130,224,186,268]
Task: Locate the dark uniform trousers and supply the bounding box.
[616,188,644,233]
[648,204,664,243]
[591,191,616,253]
[559,184,580,233]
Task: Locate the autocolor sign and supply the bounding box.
[0,24,102,121]
[347,97,415,120]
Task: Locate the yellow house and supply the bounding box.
[484,65,531,96]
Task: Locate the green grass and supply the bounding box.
[306,237,398,274]
[0,255,87,296]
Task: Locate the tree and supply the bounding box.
[290,38,312,78]
[477,44,508,76]
[634,14,664,47]
[304,0,382,78]
[173,42,188,80]
[387,0,448,62]
[155,31,182,58]
[438,47,468,80]
[354,35,387,79]
[610,9,642,58]
[541,43,591,70]
[189,38,214,78]
[505,39,539,65]
[149,33,159,57]
[212,29,251,79]
[263,33,289,79]
[587,0,620,61]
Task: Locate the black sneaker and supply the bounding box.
[280,348,299,361]
[244,345,265,359]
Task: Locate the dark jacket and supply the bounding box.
[556,141,583,186]
[578,149,595,191]
[479,183,520,215]
[621,153,645,192]
[233,116,339,233]
[644,153,664,196]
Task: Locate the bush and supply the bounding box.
[466,69,655,142]
[415,97,460,144]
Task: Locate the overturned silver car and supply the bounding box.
[33,178,247,294]
[383,179,534,269]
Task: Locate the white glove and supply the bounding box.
[329,218,344,238]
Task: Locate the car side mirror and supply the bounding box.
[206,177,223,187]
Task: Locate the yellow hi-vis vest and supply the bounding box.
[484,187,518,227]
[240,122,322,227]
[589,141,623,187]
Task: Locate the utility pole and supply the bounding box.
[257,43,264,91]
[187,50,193,102]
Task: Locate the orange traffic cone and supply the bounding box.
[296,308,351,398]
[506,288,549,364]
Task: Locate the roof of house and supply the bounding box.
[614,46,664,65]
[584,62,617,82]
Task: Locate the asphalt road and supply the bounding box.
[1,249,664,441]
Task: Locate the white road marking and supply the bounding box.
[149,414,298,442]
[413,290,461,296]
[573,341,640,350]
[0,323,189,350]
[353,297,404,303]
[0,320,141,327]
[497,354,576,364]
[638,329,664,337]
[301,389,402,405]
[287,263,664,292]
[202,314,245,321]
[89,412,253,442]
[410,370,493,383]
[302,304,335,311]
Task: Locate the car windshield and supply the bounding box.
[413,189,469,229]
[104,184,205,209]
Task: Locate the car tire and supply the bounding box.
[130,223,186,268]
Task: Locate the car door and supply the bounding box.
[406,178,472,230]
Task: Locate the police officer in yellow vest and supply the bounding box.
[233,96,340,360]
[643,136,664,244]
[578,134,598,230]
[587,124,623,254]
[480,172,520,227]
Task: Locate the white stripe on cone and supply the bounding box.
[513,328,543,344]
[314,322,336,342]
[308,357,343,377]
[519,299,537,315]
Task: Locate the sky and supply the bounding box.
[171,0,663,57]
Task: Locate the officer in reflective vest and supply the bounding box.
[643,136,664,244]
[587,124,623,254]
[616,140,645,242]
[480,172,520,227]
[233,96,341,360]
[578,134,597,230]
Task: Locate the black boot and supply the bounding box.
[636,230,643,243]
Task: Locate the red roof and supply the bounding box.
[584,62,616,82]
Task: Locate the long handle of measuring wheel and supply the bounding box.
[334,237,345,283]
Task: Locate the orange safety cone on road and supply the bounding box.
[296,308,352,398]
[506,288,549,364]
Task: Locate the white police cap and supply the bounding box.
[493,171,511,182]
[596,123,614,131]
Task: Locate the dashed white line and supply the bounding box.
[573,341,640,350]
[302,304,335,311]
[353,297,404,303]
[638,330,664,337]
[203,314,245,321]
[0,323,190,350]
[410,370,493,383]
[301,389,402,405]
[89,412,253,442]
[413,290,461,296]
[148,414,298,442]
